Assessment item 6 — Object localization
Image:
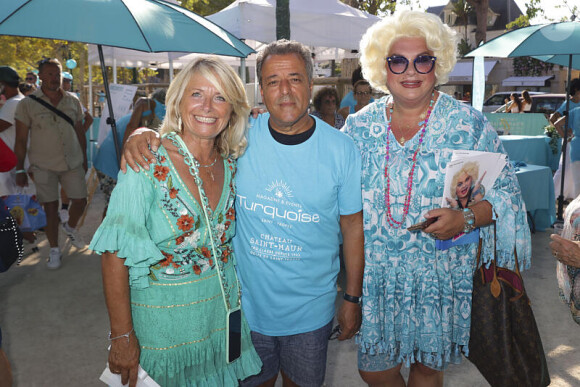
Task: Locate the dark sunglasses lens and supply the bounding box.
[388,56,408,74]
[415,56,435,74]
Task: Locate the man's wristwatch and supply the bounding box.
[343,293,361,304]
[462,207,476,233]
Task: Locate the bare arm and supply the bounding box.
[554,115,570,138]
[550,111,562,125]
[0,119,11,132]
[14,119,29,187]
[550,234,580,268]
[337,211,364,340]
[102,252,140,387]
[74,119,87,170]
[122,98,151,146]
[120,128,161,173]
[338,106,349,120]
[82,110,94,133]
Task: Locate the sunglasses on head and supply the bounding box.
[386,55,436,74]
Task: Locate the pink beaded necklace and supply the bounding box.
[384,92,435,228]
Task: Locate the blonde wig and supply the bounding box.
[360,10,458,94]
[450,161,479,199]
[160,56,250,159]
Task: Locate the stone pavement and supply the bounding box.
[1,189,579,386]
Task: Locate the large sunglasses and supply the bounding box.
[386,55,436,74]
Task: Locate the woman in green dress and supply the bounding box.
[90,57,261,386]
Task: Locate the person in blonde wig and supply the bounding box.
[90,56,261,385]
[342,10,531,386]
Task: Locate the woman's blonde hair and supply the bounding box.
[360,10,458,94]
[160,56,250,158]
[451,161,479,199]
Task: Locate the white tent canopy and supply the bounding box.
[206,0,381,51]
[87,45,186,68]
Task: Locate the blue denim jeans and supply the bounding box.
[240,320,333,387]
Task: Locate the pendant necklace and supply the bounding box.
[384,91,435,228]
[198,155,218,181]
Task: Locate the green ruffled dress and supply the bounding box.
[90,137,261,386]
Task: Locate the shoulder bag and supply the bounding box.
[467,222,550,387]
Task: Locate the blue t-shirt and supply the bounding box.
[92,113,132,179]
[234,114,362,336]
[567,107,580,162]
[340,90,375,109]
[557,99,580,115]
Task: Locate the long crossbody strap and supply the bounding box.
[28,95,75,128]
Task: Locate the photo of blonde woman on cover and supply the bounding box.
[446,161,486,209]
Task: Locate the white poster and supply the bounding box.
[96,84,138,146]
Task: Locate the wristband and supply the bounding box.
[14,169,27,174]
[343,293,361,304]
[462,208,476,233]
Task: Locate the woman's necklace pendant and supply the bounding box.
[398,135,406,145]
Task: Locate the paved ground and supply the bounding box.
[1,189,580,386]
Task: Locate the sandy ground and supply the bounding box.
[1,188,579,386]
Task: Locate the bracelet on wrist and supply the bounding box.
[343,293,361,304]
[108,328,134,343]
[462,207,476,233]
[14,169,26,174]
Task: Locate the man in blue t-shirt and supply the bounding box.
[121,41,364,387]
[234,41,363,387]
[550,77,580,126]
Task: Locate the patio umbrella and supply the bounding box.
[0,0,254,164]
[466,21,580,220]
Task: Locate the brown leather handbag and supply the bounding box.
[467,223,550,387]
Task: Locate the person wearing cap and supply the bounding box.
[14,58,88,270]
[0,66,26,196]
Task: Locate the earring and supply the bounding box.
[177,116,183,132]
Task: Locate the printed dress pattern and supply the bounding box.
[90,138,261,386]
[342,93,531,368]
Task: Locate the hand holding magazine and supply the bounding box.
[436,150,507,250]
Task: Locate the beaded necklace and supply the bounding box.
[384,92,435,228]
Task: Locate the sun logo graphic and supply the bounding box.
[265,180,293,200]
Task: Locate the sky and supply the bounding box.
[406,0,573,24]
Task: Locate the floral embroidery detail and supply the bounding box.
[159,251,180,268]
[148,147,239,281]
[177,215,194,231]
[153,165,169,181]
[201,246,211,258]
[222,247,231,263]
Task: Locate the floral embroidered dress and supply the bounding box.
[342,93,531,368]
[90,133,261,385]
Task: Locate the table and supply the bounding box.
[515,164,556,231]
[500,135,560,171]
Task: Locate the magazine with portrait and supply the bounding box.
[436,150,507,250]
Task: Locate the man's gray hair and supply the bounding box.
[256,39,313,86]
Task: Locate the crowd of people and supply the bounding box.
[1,8,578,387]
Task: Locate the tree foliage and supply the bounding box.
[465,0,489,45]
[179,0,234,16]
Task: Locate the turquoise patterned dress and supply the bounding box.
[90,133,261,385]
[342,93,532,369]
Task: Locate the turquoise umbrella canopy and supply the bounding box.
[0,0,254,57]
[0,0,254,164]
[466,21,580,58]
